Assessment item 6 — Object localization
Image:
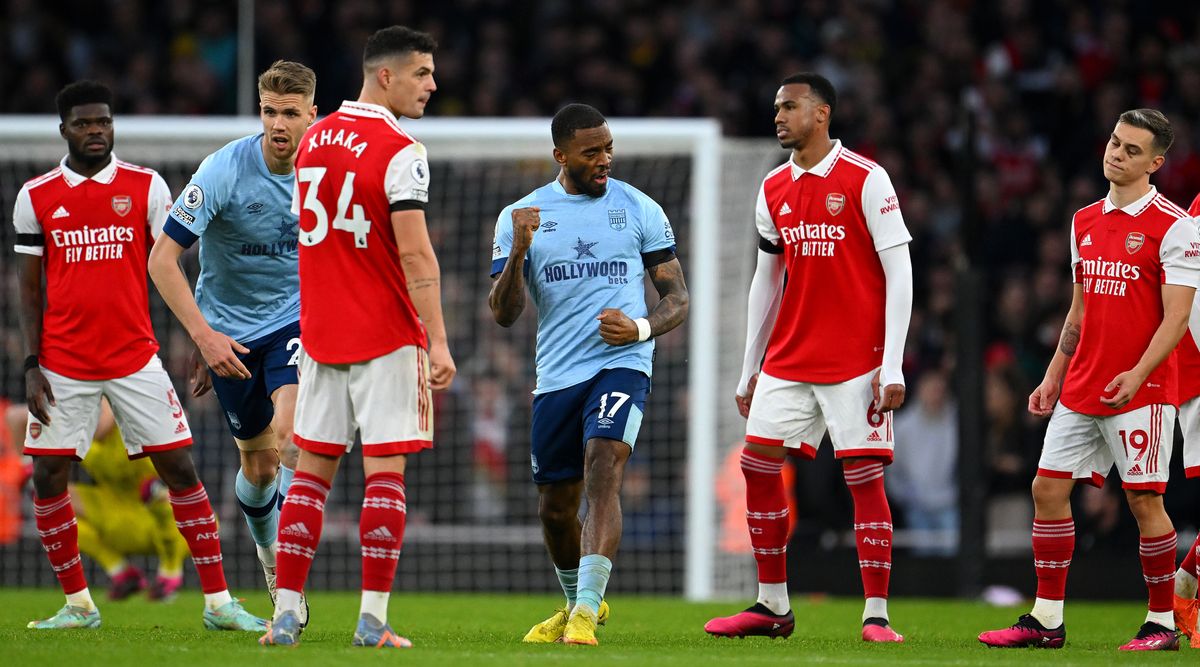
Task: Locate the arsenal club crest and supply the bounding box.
[826,193,845,216]
[1125,232,1145,255]
[111,195,132,217]
[29,423,41,439]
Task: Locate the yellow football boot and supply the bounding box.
[562,605,599,646]
[522,600,610,643]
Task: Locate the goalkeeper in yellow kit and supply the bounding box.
[73,399,189,600]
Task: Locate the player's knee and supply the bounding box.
[273,423,295,455]
[1030,475,1071,511]
[538,499,578,528]
[32,457,71,498]
[1123,488,1164,519]
[278,438,300,469]
[148,450,200,491]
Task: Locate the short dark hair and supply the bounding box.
[780,72,837,116]
[55,80,113,121]
[1118,108,1174,155]
[363,26,437,66]
[551,103,607,148]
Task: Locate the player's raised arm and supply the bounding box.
[489,206,538,326]
[392,208,455,390]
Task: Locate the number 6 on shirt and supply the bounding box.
[297,167,371,248]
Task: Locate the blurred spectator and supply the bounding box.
[889,369,959,556]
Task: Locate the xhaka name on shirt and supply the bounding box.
[307,127,368,158]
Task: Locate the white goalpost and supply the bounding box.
[0,116,778,600]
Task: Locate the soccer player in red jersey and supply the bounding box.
[12,81,266,632]
[704,73,913,643]
[260,26,455,649]
[979,109,1200,652]
[1172,190,1200,646]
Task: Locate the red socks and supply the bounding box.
[1183,533,1200,580]
[360,472,408,592]
[741,449,788,584]
[273,467,328,595]
[1031,518,1074,601]
[34,492,87,594]
[275,471,330,593]
[168,484,227,594]
[844,461,892,599]
[1141,531,1177,613]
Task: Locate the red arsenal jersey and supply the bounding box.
[12,156,171,380]
[757,140,911,383]
[1060,187,1200,415]
[293,101,431,364]
[1176,192,1200,403]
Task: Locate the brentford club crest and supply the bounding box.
[111,195,132,217]
[29,423,41,439]
[1125,231,1145,255]
[826,193,845,216]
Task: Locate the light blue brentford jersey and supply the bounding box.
[163,133,299,342]
[492,177,676,393]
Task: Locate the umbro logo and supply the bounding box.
[363,525,395,541]
[597,417,615,427]
[778,202,793,216]
[1127,463,1143,476]
[247,202,265,214]
[1080,233,1092,247]
[866,431,882,442]
[52,206,70,219]
[174,421,188,434]
[282,522,312,537]
[542,221,558,232]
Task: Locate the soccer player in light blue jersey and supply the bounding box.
[489,103,690,646]
[148,61,316,627]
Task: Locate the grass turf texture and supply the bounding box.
[1,589,1194,665]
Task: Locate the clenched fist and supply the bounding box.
[511,206,541,252]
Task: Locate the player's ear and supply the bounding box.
[1147,154,1165,175]
[59,122,67,140]
[552,146,566,166]
[307,105,317,125]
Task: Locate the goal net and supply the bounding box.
[0,116,781,600]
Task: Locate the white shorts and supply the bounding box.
[1038,402,1174,492]
[293,345,433,457]
[1180,396,1200,479]
[745,368,894,462]
[24,355,193,460]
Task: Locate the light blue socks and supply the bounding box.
[235,468,279,547]
[575,554,612,615]
[556,566,578,606]
[277,464,295,509]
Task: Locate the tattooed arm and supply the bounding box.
[597,257,690,346]
[1028,283,1085,416]
[393,209,456,390]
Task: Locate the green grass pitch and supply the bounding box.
[1,589,1195,665]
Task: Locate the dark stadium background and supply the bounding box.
[3,0,1200,601]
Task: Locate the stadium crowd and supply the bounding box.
[4,0,1200,557]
